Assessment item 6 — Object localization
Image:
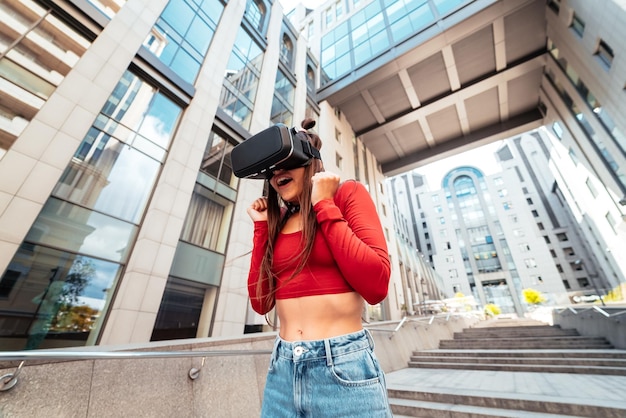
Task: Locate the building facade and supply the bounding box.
[388,128,621,317]
[1,0,625,351]
[0,0,402,351]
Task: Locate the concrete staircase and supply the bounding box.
[387,317,626,417]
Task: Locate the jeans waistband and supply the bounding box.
[274,329,374,366]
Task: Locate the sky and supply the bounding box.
[279,0,317,12]
[410,140,505,189]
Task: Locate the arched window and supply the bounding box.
[281,33,294,69]
[246,0,266,33]
[306,65,316,92]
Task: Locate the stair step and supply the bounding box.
[409,355,626,367]
[407,361,626,376]
[414,349,626,359]
[389,398,587,418]
[453,330,580,338]
[388,388,626,418]
[447,335,607,342]
[440,340,612,347]
[439,344,613,349]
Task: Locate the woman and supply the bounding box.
[247,118,392,417]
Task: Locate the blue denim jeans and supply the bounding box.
[260,329,393,417]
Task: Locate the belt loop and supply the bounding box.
[272,336,281,362]
[365,328,375,350]
[324,339,333,367]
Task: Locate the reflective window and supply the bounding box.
[271,70,295,126]
[321,21,351,81]
[352,2,389,67]
[53,71,181,223]
[433,0,463,15]
[220,27,264,130]
[0,71,183,350]
[25,198,138,263]
[201,129,239,189]
[0,245,121,350]
[245,0,267,33]
[281,33,294,70]
[0,0,90,156]
[387,0,433,43]
[145,0,224,84]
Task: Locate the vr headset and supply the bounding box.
[231,123,321,179]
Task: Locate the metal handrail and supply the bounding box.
[366,311,482,338]
[556,305,626,320]
[366,315,408,336]
[0,348,272,362]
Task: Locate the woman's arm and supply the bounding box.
[313,180,390,304]
[247,222,274,314]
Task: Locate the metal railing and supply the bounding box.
[366,311,484,338]
[557,305,626,320]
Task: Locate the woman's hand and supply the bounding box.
[311,172,340,206]
[247,197,268,222]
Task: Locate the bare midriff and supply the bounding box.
[276,291,364,341]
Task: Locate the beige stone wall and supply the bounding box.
[0,315,480,417]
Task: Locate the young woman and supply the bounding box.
[247,118,392,417]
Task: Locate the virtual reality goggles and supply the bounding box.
[232,123,321,179]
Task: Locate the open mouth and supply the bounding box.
[276,177,293,187]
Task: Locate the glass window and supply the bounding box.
[0,245,121,350]
[605,211,617,234]
[151,277,208,341]
[596,39,614,68]
[201,129,239,189]
[281,33,294,70]
[552,121,564,139]
[245,0,266,33]
[586,177,598,198]
[433,0,462,15]
[306,65,316,93]
[221,27,264,130]
[25,198,138,263]
[271,70,295,126]
[180,184,233,253]
[146,0,223,84]
[570,12,585,37]
[336,152,343,169]
[547,0,560,14]
[0,70,183,350]
[53,71,182,224]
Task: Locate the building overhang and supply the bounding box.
[317,0,547,176]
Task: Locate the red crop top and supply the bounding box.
[247,180,390,315]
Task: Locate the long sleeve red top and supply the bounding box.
[247,180,390,315]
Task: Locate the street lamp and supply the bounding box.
[574,259,605,306]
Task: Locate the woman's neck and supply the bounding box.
[281,211,302,234]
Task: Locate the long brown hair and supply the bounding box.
[256,118,324,314]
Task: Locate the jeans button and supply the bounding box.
[293,346,304,356]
